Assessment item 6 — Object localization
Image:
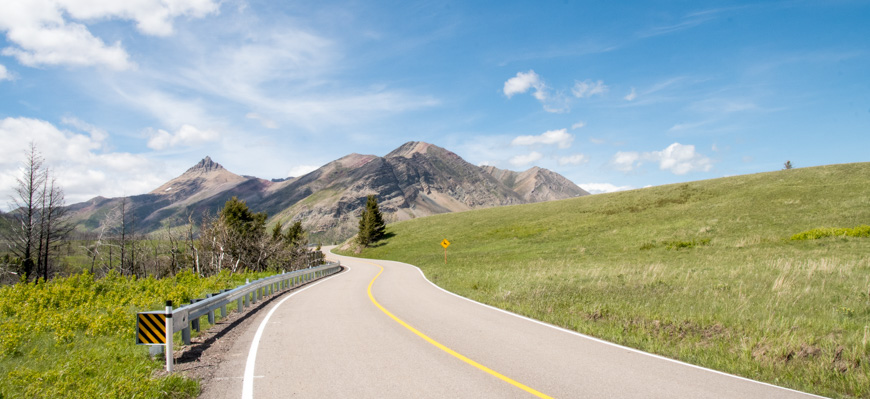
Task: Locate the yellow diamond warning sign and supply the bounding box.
[441,239,450,249]
[136,312,167,345]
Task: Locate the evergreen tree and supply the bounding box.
[357,195,386,247]
[219,196,267,269]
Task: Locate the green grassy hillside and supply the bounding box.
[343,162,870,398]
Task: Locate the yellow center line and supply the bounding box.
[364,260,554,399]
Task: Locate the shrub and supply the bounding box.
[791,225,870,241]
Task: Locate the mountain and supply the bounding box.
[67,142,589,242]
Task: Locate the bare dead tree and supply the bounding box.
[117,197,132,275]
[186,213,200,275]
[36,173,71,280]
[3,143,46,280]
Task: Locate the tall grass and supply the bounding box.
[0,269,272,398]
[341,163,870,398]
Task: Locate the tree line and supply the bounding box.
[1,144,322,283]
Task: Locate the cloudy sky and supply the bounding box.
[1,0,868,205]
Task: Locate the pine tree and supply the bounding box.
[357,195,386,247]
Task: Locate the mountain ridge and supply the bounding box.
[68,142,589,241]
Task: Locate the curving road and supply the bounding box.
[203,250,821,398]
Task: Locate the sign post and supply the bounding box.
[440,239,451,264]
[165,300,173,372]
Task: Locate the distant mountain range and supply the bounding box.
[67,141,589,242]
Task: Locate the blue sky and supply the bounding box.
[1,0,868,205]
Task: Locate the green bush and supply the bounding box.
[791,225,870,240]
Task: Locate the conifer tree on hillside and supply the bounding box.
[357,195,386,247]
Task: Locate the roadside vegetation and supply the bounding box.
[0,269,272,398]
[0,144,323,398]
[340,162,870,398]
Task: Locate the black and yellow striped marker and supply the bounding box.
[137,312,167,344]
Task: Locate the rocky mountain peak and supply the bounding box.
[387,141,435,159]
[186,156,224,174]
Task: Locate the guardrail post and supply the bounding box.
[191,299,201,332]
[182,324,191,345]
[220,290,228,317]
[206,294,215,325]
[165,300,174,372]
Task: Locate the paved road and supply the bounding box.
[204,250,821,398]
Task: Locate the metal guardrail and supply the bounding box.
[139,261,343,371]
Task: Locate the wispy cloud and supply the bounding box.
[689,98,759,114]
[558,154,588,166]
[619,77,688,106]
[147,124,219,151]
[668,120,710,132]
[246,113,279,129]
[572,80,608,98]
[610,142,713,175]
[511,129,573,149]
[505,71,608,113]
[638,7,733,38]
[0,64,10,81]
[503,70,572,113]
[510,151,543,167]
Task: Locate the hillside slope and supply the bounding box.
[343,162,870,398]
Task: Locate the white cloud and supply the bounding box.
[609,142,713,175]
[589,137,606,145]
[1,21,133,70]
[505,72,609,113]
[287,165,318,178]
[0,0,219,70]
[624,87,637,101]
[0,64,10,81]
[580,183,634,194]
[572,79,608,98]
[511,129,573,149]
[657,143,712,174]
[611,151,642,172]
[509,151,543,167]
[503,70,545,99]
[558,154,588,166]
[571,121,586,130]
[0,117,167,205]
[147,124,219,150]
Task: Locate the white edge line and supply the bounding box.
[334,252,826,399]
[241,268,348,399]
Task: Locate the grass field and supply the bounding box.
[340,162,870,398]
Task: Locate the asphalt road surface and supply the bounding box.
[204,250,822,399]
